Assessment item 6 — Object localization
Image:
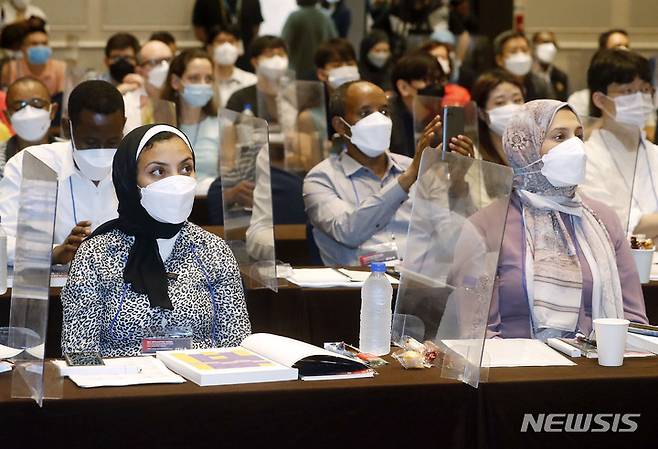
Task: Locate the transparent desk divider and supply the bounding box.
[277,80,328,175]
[392,149,513,387]
[60,61,89,124]
[580,115,638,235]
[255,68,295,129]
[218,109,277,292]
[9,152,62,406]
[139,97,177,127]
[413,96,479,153]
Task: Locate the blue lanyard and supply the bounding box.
[108,244,219,345]
[68,177,78,225]
[190,244,219,344]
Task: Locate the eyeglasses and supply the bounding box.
[608,86,656,97]
[140,57,171,68]
[108,55,137,65]
[9,97,50,112]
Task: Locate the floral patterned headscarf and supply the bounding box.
[503,99,578,197]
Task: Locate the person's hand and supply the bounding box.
[448,134,475,158]
[398,115,442,192]
[224,181,255,208]
[116,73,144,94]
[51,221,92,265]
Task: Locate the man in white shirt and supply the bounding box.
[580,49,658,237]
[0,80,125,265]
[567,28,631,117]
[120,40,173,134]
[206,24,257,108]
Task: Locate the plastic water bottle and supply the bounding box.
[242,104,254,117]
[359,262,393,356]
[0,219,6,295]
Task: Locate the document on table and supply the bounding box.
[0,361,12,374]
[286,268,399,288]
[442,338,576,367]
[54,356,186,388]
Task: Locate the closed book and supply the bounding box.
[156,347,298,386]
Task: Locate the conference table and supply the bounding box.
[1,354,658,448]
[2,274,658,447]
[3,277,658,358]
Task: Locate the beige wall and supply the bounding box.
[524,0,658,91]
[41,0,658,91]
[42,0,198,75]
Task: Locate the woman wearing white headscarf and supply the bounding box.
[483,99,647,339]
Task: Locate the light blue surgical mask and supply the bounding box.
[26,45,52,65]
[181,83,214,108]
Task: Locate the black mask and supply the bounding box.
[109,58,135,84]
[417,84,445,97]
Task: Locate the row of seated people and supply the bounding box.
[0,21,654,355]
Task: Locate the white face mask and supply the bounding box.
[504,52,533,76]
[327,65,360,89]
[140,175,197,224]
[367,50,390,68]
[528,136,587,188]
[10,105,50,142]
[341,111,392,158]
[69,122,116,181]
[535,42,557,64]
[437,56,451,76]
[213,42,239,66]
[147,61,169,89]
[487,103,522,136]
[258,55,288,80]
[611,92,654,129]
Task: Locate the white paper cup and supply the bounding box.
[593,318,629,367]
[631,248,654,283]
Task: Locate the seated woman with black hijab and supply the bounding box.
[61,124,251,357]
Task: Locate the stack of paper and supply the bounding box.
[286,268,399,288]
[53,357,185,388]
[442,338,577,367]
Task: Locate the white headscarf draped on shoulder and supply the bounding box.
[503,99,624,339]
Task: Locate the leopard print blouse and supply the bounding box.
[61,222,251,357]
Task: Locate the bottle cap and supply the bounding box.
[370,262,386,273]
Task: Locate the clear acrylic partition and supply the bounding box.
[392,149,513,388]
[413,96,479,153]
[60,61,90,134]
[277,80,329,175]
[255,68,295,130]
[9,152,62,406]
[579,115,638,235]
[217,108,277,291]
[139,97,177,127]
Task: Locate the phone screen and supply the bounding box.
[442,106,465,153]
[64,352,105,366]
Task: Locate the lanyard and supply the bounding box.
[108,244,219,345]
[601,133,658,215]
[68,177,78,225]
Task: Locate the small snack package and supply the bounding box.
[392,349,426,369]
[630,234,654,250]
[393,337,444,369]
